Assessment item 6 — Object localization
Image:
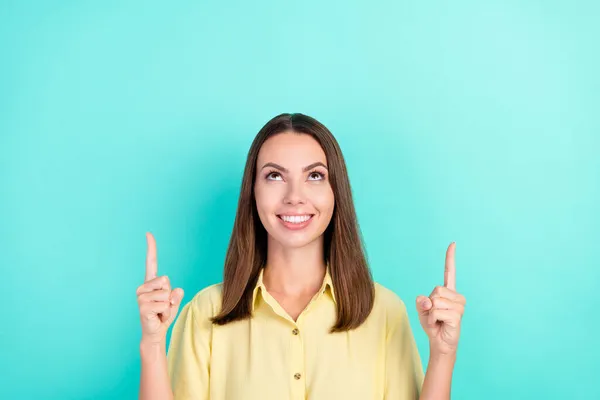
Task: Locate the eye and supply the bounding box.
[265,170,282,181]
[308,170,326,181]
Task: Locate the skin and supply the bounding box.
[417,242,467,399]
[417,242,466,356]
[137,233,185,400]
[253,131,335,320]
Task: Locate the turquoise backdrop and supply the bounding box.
[1,1,598,399]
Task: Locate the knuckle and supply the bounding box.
[432,296,446,307]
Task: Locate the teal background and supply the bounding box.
[1,1,598,399]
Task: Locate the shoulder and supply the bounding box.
[184,282,224,320]
[373,281,410,321]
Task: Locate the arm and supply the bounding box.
[415,242,465,400]
[137,233,184,400]
[419,350,456,400]
[139,339,173,400]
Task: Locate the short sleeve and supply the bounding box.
[384,297,425,400]
[167,294,212,400]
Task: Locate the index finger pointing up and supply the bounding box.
[145,232,158,282]
[444,242,456,291]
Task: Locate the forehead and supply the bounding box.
[257,132,327,166]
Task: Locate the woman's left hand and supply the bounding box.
[416,242,466,356]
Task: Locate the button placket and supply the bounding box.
[290,323,305,399]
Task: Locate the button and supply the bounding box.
[294,373,302,380]
[292,328,299,335]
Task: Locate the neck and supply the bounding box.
[263,236,326,297]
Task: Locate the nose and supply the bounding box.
[283,180,306,205]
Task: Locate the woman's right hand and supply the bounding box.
[137,232,185,345]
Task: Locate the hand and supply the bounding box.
[416,242,466,356]
[136,232,185,345]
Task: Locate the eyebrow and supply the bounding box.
[260,162,328,173]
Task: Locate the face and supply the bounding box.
[254,131,335,249]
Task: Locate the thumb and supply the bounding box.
[416,295,432,315]
[170,288,185,308]
[166,287,185,324]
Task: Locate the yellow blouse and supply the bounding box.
[167,266,424,399]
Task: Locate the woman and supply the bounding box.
[137,113,466,400]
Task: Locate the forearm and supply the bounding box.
[139,339,173,400]
[419,350,456,400]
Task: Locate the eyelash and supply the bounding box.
[265,169,326,181]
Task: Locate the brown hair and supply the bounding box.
[210,113,375,332]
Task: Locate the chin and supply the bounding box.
[270,231,322,249]
[268,231,307,247]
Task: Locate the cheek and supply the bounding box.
[311,189,334,216]
[254,185,279,213]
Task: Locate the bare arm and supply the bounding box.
[419,351,456,400]
[137,233,185,400]
[139,339,173,400]
[415,243,465,400]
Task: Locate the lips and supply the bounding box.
[276,214,315,230]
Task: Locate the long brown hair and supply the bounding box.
[211,113,375,332]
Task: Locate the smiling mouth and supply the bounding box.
[277,214,315,224]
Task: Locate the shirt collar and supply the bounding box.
[251,262,336,312]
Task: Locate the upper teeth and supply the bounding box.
[281,215,311,223]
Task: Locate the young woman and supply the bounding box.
[137,113,466,400]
